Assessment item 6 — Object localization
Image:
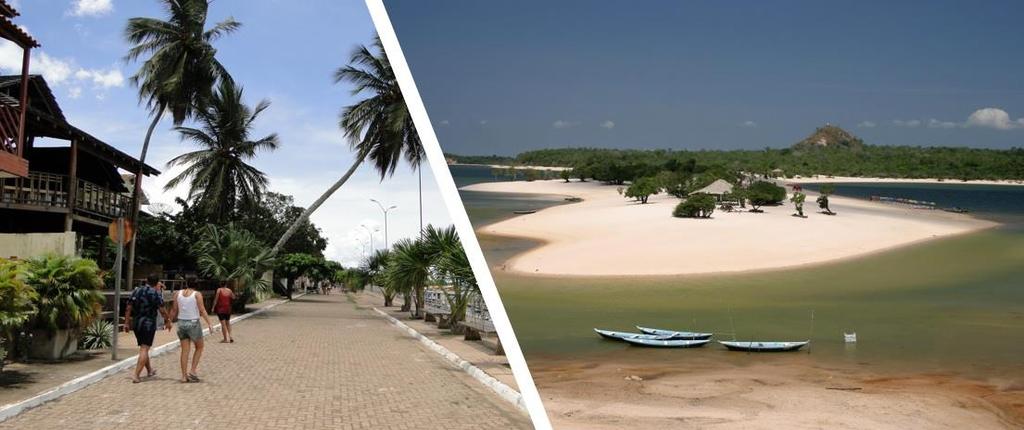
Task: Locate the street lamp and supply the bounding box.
[360,224,378,255]
[370,199,397,249]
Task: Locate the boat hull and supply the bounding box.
[594,328,672,341]
[718,340,809,352]
[621,337,711,348]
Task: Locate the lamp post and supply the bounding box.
[360,224,378,255]
[370,199,397,249]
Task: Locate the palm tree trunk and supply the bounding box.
[418,162,423,237]
[401,292,411,312]
[269,151,367,257]
[124,110,163,291]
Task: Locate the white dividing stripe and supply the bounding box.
[364,2,552,428]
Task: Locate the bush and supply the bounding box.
[0,259,38,336]
[746,181,786,211]
[23,255,104,333]
[673,193,717,218]
[79,319,113,350]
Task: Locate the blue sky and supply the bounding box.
[386,0,1024,155]
[1,0,449,266]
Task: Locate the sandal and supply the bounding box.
[188,373,200,382]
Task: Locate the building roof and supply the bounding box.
[690,179,734,196]
[0,1,39,48]
[0,0,18,18]
[0,75,159,176]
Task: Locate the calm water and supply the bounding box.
[458,168,1024,379]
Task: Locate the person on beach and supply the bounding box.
[170,279,215,383]
[213,282,235,343]
[123,274,172,383]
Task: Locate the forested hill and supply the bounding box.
[446,126,1024,180]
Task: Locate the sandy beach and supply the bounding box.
[462,180,998,276]
[536,357,1024,429]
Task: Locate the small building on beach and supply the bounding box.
[689,179,734,201]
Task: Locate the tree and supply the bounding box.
[673,194,716,218]
[424,226,478,333]
[164,79,279,222]
[746,181,786,212]
[364,249,398,307]
[385,237,432,319]
[0,259,37,340]
[559,169,570,182]
[791,190,807,217]
[624,176,659,204]
[238,193,327,257]
[274,253,319,300]
[270,37,421,258]
[816,183,836,215]
[192,224,275,311]
[123,0,241,289]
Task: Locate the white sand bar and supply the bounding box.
[462,180,998,276]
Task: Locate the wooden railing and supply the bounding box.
[0,172,130,220]
[0,99,23,159]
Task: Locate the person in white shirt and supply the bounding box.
[169,279,215,383]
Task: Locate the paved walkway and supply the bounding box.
[0,293,531,429]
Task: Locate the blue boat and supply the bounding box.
[621,337,711,348]
[719,340,809,352]
[635,326,713,340]
[593,328,671,341]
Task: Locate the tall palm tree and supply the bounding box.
[423,225,477,332]
[269,36,422,257]
[123,0,240,286]
[164,79,279,223]
[192,224,275,310]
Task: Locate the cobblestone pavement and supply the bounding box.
[0,293,532,429]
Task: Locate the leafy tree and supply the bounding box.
[385,238,432,319]
[164,79,280,222]
[238,193,327,257]
[274,253,319,300]
[123,0,241,298]
[816,183,836,215]
[559,169,571,182]
[791,190,807,217]
[624,176,659,204]
[673,194,716,218]
[422,225,477,332]
[271,37,422,257]
[746,181,786,212]
[364,249,398,307]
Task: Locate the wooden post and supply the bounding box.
[16,47,30,158]
[64,140,78,231]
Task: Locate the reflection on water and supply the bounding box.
[460,175,1024,381]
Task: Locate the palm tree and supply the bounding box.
[123,0,241,287]
[423,225,477,333]
[164,79,279,223]
[365,248,399,306]
[192,224,275,310]
[385,237,432,318]
[269,36,422,257]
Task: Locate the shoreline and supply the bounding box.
[532,355,1024,429]
[783,176,1024,187]
[462,179,999,277]
[451,162,572,172]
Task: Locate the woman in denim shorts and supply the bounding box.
[170,279,215,383]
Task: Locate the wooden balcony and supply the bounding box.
[1,171,130,226]
[0,98,28,178]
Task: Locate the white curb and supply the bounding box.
[371,307,526,412]
[0,293,305,423]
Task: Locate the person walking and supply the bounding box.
[123,274,172,383]
[170,279,215,383]
[213,282,235,343]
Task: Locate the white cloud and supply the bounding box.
[965,107,1024,130]
[68,0,113,17]
[893,119,922,127]
[74,67,124,88]
[599,120,615,129]
[740,120,757,128]
[552,119,578,129]
[68,87,82,99]
[857,121,876,128]
[927,118,957,129]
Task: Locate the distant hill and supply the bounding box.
[792,124,865,150]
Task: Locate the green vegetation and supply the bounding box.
[192,224,276,308]
[79,320,114,350]
[746,181,786,212]
[448,124,1024,181]
[445,154,515,166]
[165,79,280,223]
[0,259,37,338]
[560,170,571,182]
[817,184,837,215]
[790,189,807,217]
[624,176,660,204]
[673,194,716,218]
[23,255,104,333]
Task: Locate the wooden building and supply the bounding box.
[0,0,36,179]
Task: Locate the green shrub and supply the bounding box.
[79,319,113,350]
[624,176,660,204]
[747,181,786,211]
[23,255,103,333]
[0,259,38,336]
[673,193,717,218]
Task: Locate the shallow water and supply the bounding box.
[459,173,1024,380]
